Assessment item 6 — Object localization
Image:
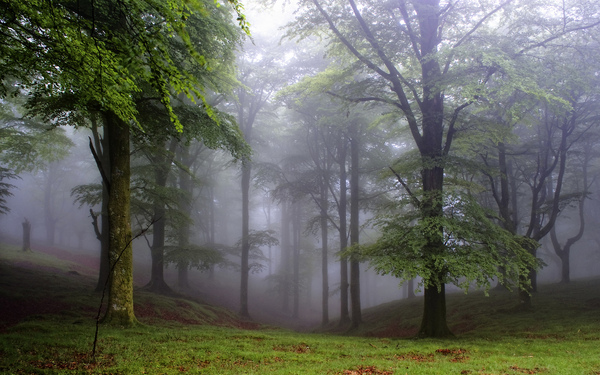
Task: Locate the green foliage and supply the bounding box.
[0,99,74,173]
[71,183,103,209]
[164,244,224,271]
[0,0,249,131]
[0,167,17,215]
[364,189,540,294]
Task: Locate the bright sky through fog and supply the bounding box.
[244,0,295,38]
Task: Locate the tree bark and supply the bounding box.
[337,136,350,327]
[418,283,452,338]
[320,173,329,326]
[90,117,111,293]
[145,139,177,295]
[176,144,192,289]
[292,202,301,319]
[240,158,251,318]
[22,218,31,252]
[102,111,136,326]
[280,200,291,313]
[349,125,361,328]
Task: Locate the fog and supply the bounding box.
[2,0,600,331]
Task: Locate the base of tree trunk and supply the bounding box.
[337,315,351,329]
[417,284,454,338]
[101,310,139,327]
[144,279,175,295]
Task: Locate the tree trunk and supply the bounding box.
[176,145,192,289]
[337,137,350,327]
[281,200,291,313]
[22,218,31,252]
[102,111,136,326]
[292,202,300,319]
[418,283,452,338]
[320,175,329,326]
[406,278,416,299]
[90,118,111,293]
[43,167,56,246]
[240,158,251,318]
[146,204,171,294]
[145,145,175,294]
[95,193,111,292]
[349,127,361,328]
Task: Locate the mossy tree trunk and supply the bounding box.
[102,111,136,326]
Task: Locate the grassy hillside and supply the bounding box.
[1,244,599,374]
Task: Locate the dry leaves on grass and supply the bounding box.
[435,348,470,362]
[272,343,311,353]
[339,365,393,374]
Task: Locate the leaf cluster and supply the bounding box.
[364,190,540,293]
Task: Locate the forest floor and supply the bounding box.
[1,243,600,374]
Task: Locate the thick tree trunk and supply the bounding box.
[102,112,136,326]
[417,164,452,337]
[240,159,251,318]
[418,283,452,338]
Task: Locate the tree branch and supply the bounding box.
[389,166,420,208]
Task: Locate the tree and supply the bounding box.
[2,0,249,326]
[289,0,600,337]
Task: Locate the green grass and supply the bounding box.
[1,244,599,374]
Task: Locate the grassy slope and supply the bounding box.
[1,244,599,374]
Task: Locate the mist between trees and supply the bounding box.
[1,0,600,338]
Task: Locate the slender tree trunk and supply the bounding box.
[22,218,31,252]
[90,118,111,293]
[96,188,111,292]
[349,127,361,328]
[338,137,350,327]
[145,142,175,294]
[281,200,291,313]
[320,175,329,326]
[44,167,56,246]
[292,202,300,319]
[177,145,192,289]
[240,158,251,318]
[102,111,136,326]
[406,278,416,299]
[146,202,171,294]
